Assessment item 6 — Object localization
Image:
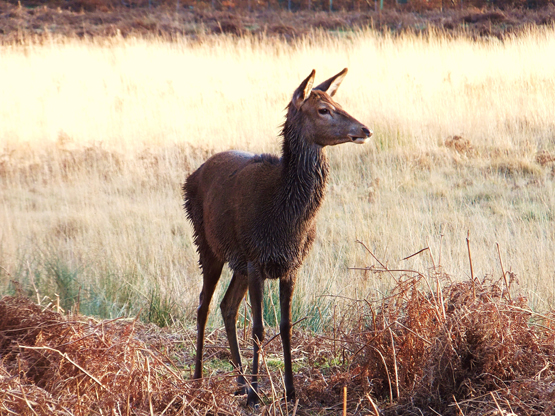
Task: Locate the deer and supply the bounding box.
[183,68,372,406]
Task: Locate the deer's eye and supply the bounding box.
[318,108,330,115]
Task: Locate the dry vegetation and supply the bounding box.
[2,259,555,415]
[1,12,555,415]
[1,2,555,41]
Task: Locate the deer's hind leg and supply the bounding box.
[220,271,249,394]
[193,248,224,380]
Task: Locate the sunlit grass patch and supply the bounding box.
[1,27,555,329]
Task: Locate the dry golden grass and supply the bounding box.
[1,28,555,332]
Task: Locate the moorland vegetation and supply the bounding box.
[1,6,555,415]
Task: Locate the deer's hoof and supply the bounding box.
[246,389,260,407]
[286,388,296,403]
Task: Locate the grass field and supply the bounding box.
[1,28,555,332]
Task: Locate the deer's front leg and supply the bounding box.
[247,263,264,407]
[280,275,296,402]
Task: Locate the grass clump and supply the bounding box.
[2,251,188,326]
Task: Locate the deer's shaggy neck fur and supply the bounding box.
[276,104,329,227]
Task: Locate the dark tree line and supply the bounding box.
[9,0,555,13]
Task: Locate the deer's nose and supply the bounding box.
[362,127,372,137]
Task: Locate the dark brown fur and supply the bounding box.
[183,69,371,405]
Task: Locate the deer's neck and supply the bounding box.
[277,131,329,224]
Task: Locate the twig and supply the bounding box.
[19,385,38,416]
[243,299,248,343]
[394,320,432,345]
[333,304,337,357]
[318,293,368,302]
[32,281,41,306]
[356,240,398,283]
[343,386,347,416]
[145,356,154,416]
[348,267,423,275]
[466,231,476,300]
[535,361,550,381]
[389,328,400,400]
[496,242,512,301]
[427,242,437,269]
[506,305,555,323]
[92,316,127,328]
[402,247,429,261]
[436,270,446,321]
[347,265,382,272]
[261,316,307,349]
[366,394,380,416]
[175,395,202,416]
[160,395,179,416]
[421,275,445,324]
[439,233,444,268]
[0,321,88,334]
[1,402,19,415]
[291,399,299,416]
[55,332,97,349]
[19,345,107,391]
[504,397,515,415]
[452,395,465,415]
[259,347,279,415]
[139,348,184,383]
[350,322,395,361]
[372,346,393,404]
[0,265,13,277]
[490,391,503,414]
[126,308,142,344]
[448,390,504,406]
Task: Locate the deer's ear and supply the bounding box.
[292,70,316,109]
[314,68,348,97]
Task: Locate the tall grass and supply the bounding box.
[1,28,555,330]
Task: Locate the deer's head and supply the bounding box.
[289,68,372,148]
